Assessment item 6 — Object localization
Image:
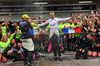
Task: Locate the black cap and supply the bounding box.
[89,33,95,37]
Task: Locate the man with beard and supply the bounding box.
[19,14,34,66]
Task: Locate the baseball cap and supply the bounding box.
[22,14,30,18]
[89,33,95,37]
[49,11,55,15]
[14,20,16,22]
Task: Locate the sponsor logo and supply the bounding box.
[20,21,26,24]
[50,22,55,26]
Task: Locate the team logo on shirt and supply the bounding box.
[50,22,55,26]
[20,21,26,24]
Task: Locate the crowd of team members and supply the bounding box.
[0,11,100,63]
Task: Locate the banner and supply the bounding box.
[0,5,96,12]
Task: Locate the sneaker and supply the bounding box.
[24,62,27,66]
[12,58,18,62]
[28,64,35,66]
[58,57,63,62]
[50,56,57,61]
[38,53,46,57]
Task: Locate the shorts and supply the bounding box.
[39,35,49,46]
[39,35,46,42]
[33,35,41,45]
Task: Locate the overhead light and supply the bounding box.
[34,2,48,5]
[79,1,92,3]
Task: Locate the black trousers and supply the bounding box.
[10,51,22,60]
[23,47,33,63]
[50,33,61,56]
[76,49,88,59]
[53,46,61,56]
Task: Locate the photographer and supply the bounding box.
[76,33,95,59]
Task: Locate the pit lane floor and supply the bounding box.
[0,52,100,66]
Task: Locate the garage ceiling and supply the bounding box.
[0,0,99,5]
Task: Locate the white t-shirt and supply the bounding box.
[38,17,70,38]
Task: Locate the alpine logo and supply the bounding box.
[50,24,55,26]
[50,22,55,26]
